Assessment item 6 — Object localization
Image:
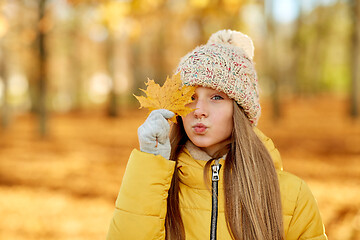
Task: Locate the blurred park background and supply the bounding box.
[0,0,359,239]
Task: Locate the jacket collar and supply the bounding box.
[177,147,225,190]
[182,128,282,170]
[184,141,227,161]
[176,128,283,190]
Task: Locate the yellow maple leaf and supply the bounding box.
[134,73,196,123]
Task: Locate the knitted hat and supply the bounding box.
[176,29,260,126]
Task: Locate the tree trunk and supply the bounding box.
[37,0,48,136]
[107,31,118,117]
[265,0,281,120]
[69,13,83,112]
[351,0,360,118]
[0,45,9,129]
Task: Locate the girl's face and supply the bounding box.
[182,87,233,157]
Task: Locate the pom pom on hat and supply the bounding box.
[207,29,255,60]
[176,29,261,126]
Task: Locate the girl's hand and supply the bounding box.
[137,109,175,160]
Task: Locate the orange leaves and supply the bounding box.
[134,73,196,123]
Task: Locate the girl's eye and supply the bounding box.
[212,95,224,100]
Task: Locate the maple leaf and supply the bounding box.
[134,73,196,123]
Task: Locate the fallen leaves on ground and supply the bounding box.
[0,96,359,240]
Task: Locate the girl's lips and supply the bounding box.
[193,123,208,134]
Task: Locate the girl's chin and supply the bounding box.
[194,143,209,148]
[189,139,211,148]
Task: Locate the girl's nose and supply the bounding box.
[193,100,208,119]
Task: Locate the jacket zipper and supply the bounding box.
[210,160,221,240]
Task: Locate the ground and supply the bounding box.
[0,96,359,240]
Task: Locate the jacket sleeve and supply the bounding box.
[106,149,176,240]
[286,180,328,240]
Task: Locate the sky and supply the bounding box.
[273,0,339,23]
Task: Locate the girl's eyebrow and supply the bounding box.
[214,91,227,96]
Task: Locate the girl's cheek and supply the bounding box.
[185,102,197,113]
[186,101,195,107]
[181,115,189,124]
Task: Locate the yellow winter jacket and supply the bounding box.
[107,129,327,240]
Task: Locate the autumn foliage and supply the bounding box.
[134,73,196,123]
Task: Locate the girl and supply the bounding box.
[107,30,327,240]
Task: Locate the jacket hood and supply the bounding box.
[253,127,283,170]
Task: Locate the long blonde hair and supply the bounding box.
[165,102,284,240]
